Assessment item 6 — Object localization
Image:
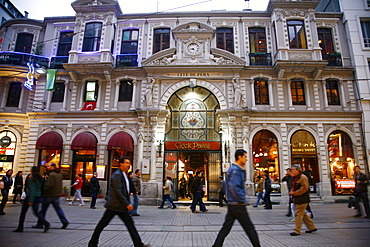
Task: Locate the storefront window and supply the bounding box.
[39,149,61,177]
[252,130,280,193]
[328,130,355,195]
[0,131,16,176]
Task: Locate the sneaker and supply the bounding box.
[79,204,84,206]
[253,205,258,207]
[305,229,317,233]
[290,232,300,236]
[68,202,73,205]
[290,219,295,222]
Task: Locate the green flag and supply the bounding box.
[46,69,57,91]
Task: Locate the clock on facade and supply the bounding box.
[186,43,200,55]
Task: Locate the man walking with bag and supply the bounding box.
[353,165,370,218]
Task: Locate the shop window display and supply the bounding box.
[328,130,356,195]
[0,131,16,176]
[39,149,61,177]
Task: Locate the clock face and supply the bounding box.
[186,43,200,55]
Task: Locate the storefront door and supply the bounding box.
[72,151,96,197]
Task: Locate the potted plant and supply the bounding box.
[61,186,69,197]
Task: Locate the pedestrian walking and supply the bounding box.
[190,171,207,213]
[158,176,176,209]
[69,174,84,206]
[218,176,227,207]
[88,156,148,247]
[289,164,317,236]
[0,169,13,215]
[179,175,187,199]
[13,171,23,204]
[353,165,370,218]
[90,172,100,209]
[263,172,272,209]
[282,168,294,216]
[132,169,142,216]
[253,176,263,207]
[32,163,69,229]
[212,149,261,247]
[13,166,50,233]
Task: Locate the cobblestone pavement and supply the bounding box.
[0,199,369,246]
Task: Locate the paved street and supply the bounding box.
[0,199,369,247]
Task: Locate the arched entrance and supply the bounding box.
[36,132,63,177]
[0,130,17,176]
[291,130,319,193]
[164,86,221,201]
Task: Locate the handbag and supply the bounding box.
[20,192,27,200]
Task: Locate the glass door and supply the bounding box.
[164,152,178,201]
[207,152,222,201]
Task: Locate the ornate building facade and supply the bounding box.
[0,0,367,204]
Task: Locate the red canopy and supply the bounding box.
[71,132,97,150]
[36,132,63,150]
[107,132,134,152]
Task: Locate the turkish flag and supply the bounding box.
[81,101,96,111]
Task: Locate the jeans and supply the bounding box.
[90,192,97,208]
[213,205,261,247]
[190,192,206,212]
[263,190,272,208]
[294,203,316,234]
[88,209,143,247]
[160,194,175,208]
[36,196,69,227]
[16,197,49,230]
[253,192,263,207]
[71,189,84,205]
[133,193,140,214]
[0,189,9,213]
[355,191,370,216]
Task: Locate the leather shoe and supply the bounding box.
[31,225,43,229]
[158,206,163,209]
[192,211,199,213]
[132,214,140,216]
[202,209,208,212]
[354,214,362,217]
[44,223,50,233]
[305,229,317,233]
[0,212,5,215]
[290,232,300,236]
[365,215,370,218]
[13,229,23,232]
[61,222,69,229]
[285,213,292,217]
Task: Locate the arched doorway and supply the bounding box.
[252,130,280,193]
[36,132,63,177]
[164,86,221,201]
[291,130,319,193]
[0,130,17,176]
[328,130,355,195]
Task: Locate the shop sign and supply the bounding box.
[165,141,220,150]
[164,72,223,77]
[24,62,36,91]
[291,141,316,154]
[335,179,355,189]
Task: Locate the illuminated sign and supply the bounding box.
[335,179,355,189]
[164,72,223,77]
[24,62,36,90]
[165,141,220,150]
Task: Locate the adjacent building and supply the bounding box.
[0,0,367,204]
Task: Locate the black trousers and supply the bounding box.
[218,192,227,206]
[355,191,370,216]
[88,209,143,247]
[213,205,261,247]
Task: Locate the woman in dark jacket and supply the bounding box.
[13,171,23,204]
[13,166,50,233]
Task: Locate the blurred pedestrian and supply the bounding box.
[353,165,370,218]
[213,149,261,247]
[88,156,148,247]
[289,165,317,236]
[190,171,207,213]
[13,166,50,233]
[13,171,23,204]
[179,175,186,199]
[158,176,176,209]
[0,169,13,215]
[90,172,100,209]
[218,176,227,207]
[263,172,272,209]
[282,168,293,216]
[69,173,84,206]
[132,169,142,216]
[253,176,263,207]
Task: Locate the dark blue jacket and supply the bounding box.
[1,175,13,190]
[225,163,247,205]
[104,169,130,212]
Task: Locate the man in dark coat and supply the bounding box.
[353,165,370,218]
[0,169,13,215]
[88,156,148,247]
[90,172,100,209]
[190,171,207,213]
[282,168,294,216]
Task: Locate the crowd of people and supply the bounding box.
[0,150,369,246]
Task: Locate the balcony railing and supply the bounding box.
[0,51,49,68]
[50,56,69,69]
[322,53,342,66]
[116,54,138,67]
[249,53,272,66]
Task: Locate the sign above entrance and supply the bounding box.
[164,72,223,77]
[165,141,221,151]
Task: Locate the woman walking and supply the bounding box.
[13,166,50,233]
[13,171,23,204]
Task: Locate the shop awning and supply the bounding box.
[36,132,63,150]
[107,132,134,152]
[71,132,97,150]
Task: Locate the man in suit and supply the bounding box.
[88,156,148,247]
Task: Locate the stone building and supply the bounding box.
[0,0,366,204]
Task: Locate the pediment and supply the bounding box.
[71,0,122,15]
[142,47,245,67]
[71,0,117,7]
[173,22,215,34]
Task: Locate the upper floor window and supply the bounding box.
[121,29,138,54]
[287,20,307,49]
[326,80,340,105]
[14,33,33,53]
[85,81,99,102]
[249,28,266,53]
[51,82,65,103]
[6,82,21,107]
[216,28,234,53]
[153,28,170,53]
[57,31,73,56]
[318,28,334,55]
[291,80,305,105]
[360,21,370,47]
[254,79,269,105]
[82,22,102,52]
[118,80,133,101]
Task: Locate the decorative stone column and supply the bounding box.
[45,91,52,111]
[250,80,256,110]
[113,80,120,110]
[305,81,312,110]
[287,81,294,110]
[130,80,137,110]
[94,81,103,111]
[61,80,69,111]
[268,81,275,109]
[0,81,9,111]
[322,80,329,109]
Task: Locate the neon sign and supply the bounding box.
[24,62,36,90]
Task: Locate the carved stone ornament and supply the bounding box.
[283,9,307,18]
[78,55,100,63]
[289,52,312,61]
